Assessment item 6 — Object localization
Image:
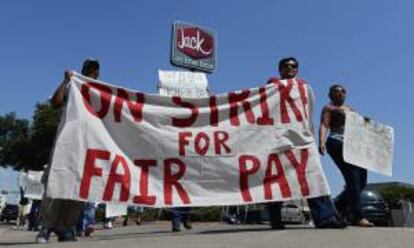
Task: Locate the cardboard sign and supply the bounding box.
[158,70,209,98]
[20,171,44,200]
[105,203,128,218]
[344,112,394,176]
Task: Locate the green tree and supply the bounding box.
[29,103,60,169]
[0,102,60,171]
[380,186,414,209]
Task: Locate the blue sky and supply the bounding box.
[1,0,413,201]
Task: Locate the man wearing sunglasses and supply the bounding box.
[266,57,346,229]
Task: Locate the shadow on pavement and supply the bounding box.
[199,226,312,235]
[85,229,174,241]
[0,242,38,246]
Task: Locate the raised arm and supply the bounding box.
[50,70,73,109]
[318,106,331,155]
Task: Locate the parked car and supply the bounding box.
[0,203,18,223]
[281,203,306,224]
[361,190,391,226]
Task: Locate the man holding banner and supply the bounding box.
[319,84,374,227]
[36,59,101,243]
[266,57,346,229]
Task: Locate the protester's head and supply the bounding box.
[329,84,347,105]
[278,57,299,79]
[81,59,100,79]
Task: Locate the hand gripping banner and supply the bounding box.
[46,72,331,207]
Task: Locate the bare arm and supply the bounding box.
[50,70,73,109]
[318,106,331,155]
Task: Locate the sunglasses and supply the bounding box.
[282,62,298,69]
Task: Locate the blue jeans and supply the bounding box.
[326,137,367,223]
[76,202,95,233]
[307,196,342,226]
[171,207,191,228]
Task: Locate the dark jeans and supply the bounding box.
[268,196,342,227]
[76,202,95,233]
[326,137,367,223]
[28,200,41,231]
[268,202,282,226]
[171,207,191,228]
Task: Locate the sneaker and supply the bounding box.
[172,226,181,232]
[36,229,50,244]
[104,221,113,229]
[36,236,48,244]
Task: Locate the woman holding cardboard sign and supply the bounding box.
[319,84,374,227]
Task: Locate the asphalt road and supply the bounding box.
[0,221,413,248]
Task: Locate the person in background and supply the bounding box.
[266,57,346,229]
[319,84,374,227]
[76,202,96,236]
[123,205,143,226]
[0,195,5,217]
[171,207,192,232]
[16,187,29,228]
[28,199,41,231]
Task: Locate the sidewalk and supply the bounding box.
[1,221,413,248]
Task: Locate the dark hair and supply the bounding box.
[278,57,299,71]
[81,59,100,75]
[328,84,346,100]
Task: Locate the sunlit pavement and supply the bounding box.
[0,221,413,248]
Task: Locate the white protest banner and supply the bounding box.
[344,111,394,176]
[105,203,128,218]
[158,70,209,98]
[20,171,45,200]
[46,72,330,207]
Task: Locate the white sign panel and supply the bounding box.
[20,171,45,200]
[46,73,330,207]
[105,203,128,218]
[344,112,394,176]
[158,70,209,98]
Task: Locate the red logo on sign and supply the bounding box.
[176,27,213,59]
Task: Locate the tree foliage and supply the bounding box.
[380,185,414,209]
[0,102,60,171]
